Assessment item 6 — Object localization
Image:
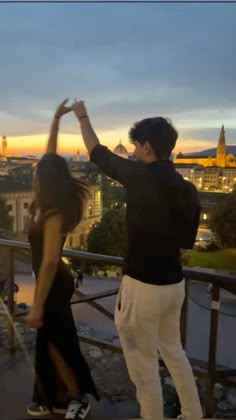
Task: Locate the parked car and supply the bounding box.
[195,229,218,251]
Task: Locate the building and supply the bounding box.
[0,182,33,236]
[0,160,8,176]
[222,167,236,192]
[65,182,102,249]
[0,179,102,245]
[174,126,236,191]
[192,166,205,190]
[174,126,236,167]
[8,165,34,184]
[0,136,39,162]
[174,163,201,183]
[113,140,128,159]
[7,156,38,165]
[202,167,222,190]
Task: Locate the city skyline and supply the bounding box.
[0,3,236,154]
[2,125,236,157]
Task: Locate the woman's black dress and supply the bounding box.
[28,219,99,408]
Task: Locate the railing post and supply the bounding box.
[7,248,15,352]
[0,245,15,352]
[205,283,220,418]
[180,279,188,349]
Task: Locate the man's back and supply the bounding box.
[90,145,200,285]
[75,104,203,420]
[124,160,200,285]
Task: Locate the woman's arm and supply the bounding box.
[46,98,72,154]
[26,213,63,328]
[34,213,63,307]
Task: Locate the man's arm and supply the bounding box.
[72,100,99,154]
[73,100,139,186]
[184,181,201,248]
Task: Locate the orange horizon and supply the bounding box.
[2,131,220,156]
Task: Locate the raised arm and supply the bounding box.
[46,99,72,154]
[72,100,99,154]
[72,100,140,187]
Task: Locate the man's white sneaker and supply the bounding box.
[65,397,91,419]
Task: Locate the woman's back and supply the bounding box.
[28,216,74,310]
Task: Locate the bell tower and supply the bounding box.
[76,148,80,161]
[2,135,7,156]
[216,125,226,167]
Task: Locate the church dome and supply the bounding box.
[113,140,128,158]
[176,152,184,158]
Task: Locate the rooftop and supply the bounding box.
[176,154,215,159]
[0,180,31,193]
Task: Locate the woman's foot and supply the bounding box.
[52,400,68,414]
[65,396,91,419]
[27,401,68,416]
[27,402,51,416]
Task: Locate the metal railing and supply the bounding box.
[0,238,236,418]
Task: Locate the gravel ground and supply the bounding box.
[1,314,236,418]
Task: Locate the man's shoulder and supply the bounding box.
[90,144,149,186]
[179,179,200,209]
[181,177,198,194]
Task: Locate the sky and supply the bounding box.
[0,2,235,156]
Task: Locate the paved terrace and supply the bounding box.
[0,346,139,420]
[0,239,236,419]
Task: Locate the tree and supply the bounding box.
[209,189,236,247]
[101,177,126,211]
[86,208,128,257]
[0,196,13,233]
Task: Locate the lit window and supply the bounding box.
[94,190,101,214]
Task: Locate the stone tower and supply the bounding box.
[2,135,7,156]
[216,125,226,167]
[76,148,80,161]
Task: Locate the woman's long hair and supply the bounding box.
[29,153,88,232]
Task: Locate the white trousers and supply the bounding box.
[114,275,203,419]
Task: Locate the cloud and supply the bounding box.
[0,3,235,147]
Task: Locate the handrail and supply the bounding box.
[0,239,31,251]
[0,239,235,292]
[0,238,123,265]
[184,268,236,294]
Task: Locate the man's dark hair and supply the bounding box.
[129,117,178,159]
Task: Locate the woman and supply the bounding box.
[26,99,99,419]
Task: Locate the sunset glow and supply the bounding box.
[4,130,221,157]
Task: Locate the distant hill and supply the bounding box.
[186,146,236,157]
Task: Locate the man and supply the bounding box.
[72,100,203,420]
